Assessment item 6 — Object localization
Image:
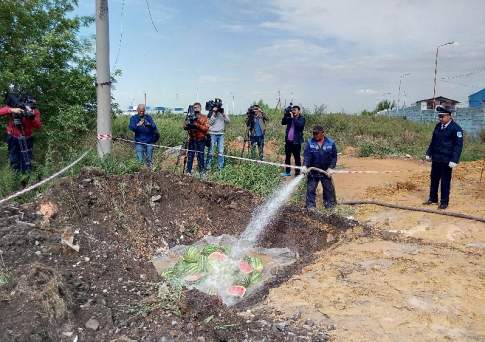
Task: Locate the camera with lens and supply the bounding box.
[284,102,293,118]
[5,91,37,127]
[205,98,224,116]
[184,104,198,130]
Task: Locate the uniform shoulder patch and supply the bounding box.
[457,131,463,138]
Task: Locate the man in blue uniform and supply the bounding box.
[302,125,337,209]
[423,105,464,209]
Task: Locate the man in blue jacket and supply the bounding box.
[128,104,158,167]
[302,125,337,209]
[423,105,463,209]
[281,105,305,176]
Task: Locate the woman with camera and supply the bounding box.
[1,102,42,173]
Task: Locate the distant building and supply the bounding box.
[415,96,460,111]
[468,88,485,108]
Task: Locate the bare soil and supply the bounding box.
[0,169,350,341]
[1,155,484,342]
[261,156,485,342]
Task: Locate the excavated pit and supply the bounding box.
[0,169,358,341]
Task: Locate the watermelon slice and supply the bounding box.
[227,285,246,297]
[184,273,206,283]
[208,251,227,262]
[239,260,253,274]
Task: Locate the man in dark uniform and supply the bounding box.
[302,125,337,209]
[423,105,463,209]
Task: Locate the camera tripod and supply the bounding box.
[176,132,190,174]
[13,121,32,172]
[240,127,251,158]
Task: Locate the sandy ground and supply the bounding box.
[260,156,485,341]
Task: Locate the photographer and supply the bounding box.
[245,105,268,160]
[0,97,42,173]
[128,104,158,168]
[206,101,230,171]
[184,102,209,176]
[281,104,305,176]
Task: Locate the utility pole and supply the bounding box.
[397,73,411,114]
[96,0,112,158]
[276,90,281,110]
[432,41,456,109]
[144,92,147,107]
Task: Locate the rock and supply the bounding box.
[111,335,137,342]
[304,319,315,327]
[466,242,485,249]
[151,195,162,203]
[62,331,74,337]
[85,318,100,331]
[197,337,206,342]
[227,201,238,210]
[272,322,288,332]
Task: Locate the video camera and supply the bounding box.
[205,98,224,115]
[184,104,197,130]
[4,91,37,127]
[284,102,293,117]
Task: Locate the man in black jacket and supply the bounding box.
[423,105,464,209]
[281,105,305,176]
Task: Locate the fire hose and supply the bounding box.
[113,138,485,224]
[301,167,485,224]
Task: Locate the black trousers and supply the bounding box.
[306,175,336,208]
[7,134,33,173]
[429,161,453,205]
[284,141,301,175]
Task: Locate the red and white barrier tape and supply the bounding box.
[113,137,403,175]
[0,151,90,206]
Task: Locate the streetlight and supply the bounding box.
[432,41,457,108]
[397,73,411,113]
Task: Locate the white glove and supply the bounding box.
[301,166,308,174]
[448,162,457,168]
[425,155,431,161]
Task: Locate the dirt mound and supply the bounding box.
[0,169,350,341]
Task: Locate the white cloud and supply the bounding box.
[263,0,485,51]
[357,89,379,95]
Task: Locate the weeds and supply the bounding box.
[207,159,282,196]
[0,252,9,287]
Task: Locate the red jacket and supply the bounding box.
[0,106,42,138]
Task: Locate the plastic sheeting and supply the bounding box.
[152,234,297,306]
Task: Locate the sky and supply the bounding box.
[75,0,485,113]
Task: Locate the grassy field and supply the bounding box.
[1,107,483,198]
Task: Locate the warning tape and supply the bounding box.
[113,137,403,175]
[97,133,112,141]
[0,151,90,206]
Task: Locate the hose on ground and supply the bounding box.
[339,200,485,224]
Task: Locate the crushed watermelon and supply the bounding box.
[227,285,247,297]
[238,260,253,274]
[208,251,227,262]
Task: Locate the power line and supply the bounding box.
[145,0,159,33]
[441,67,485,80]
[112,0,125,70]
